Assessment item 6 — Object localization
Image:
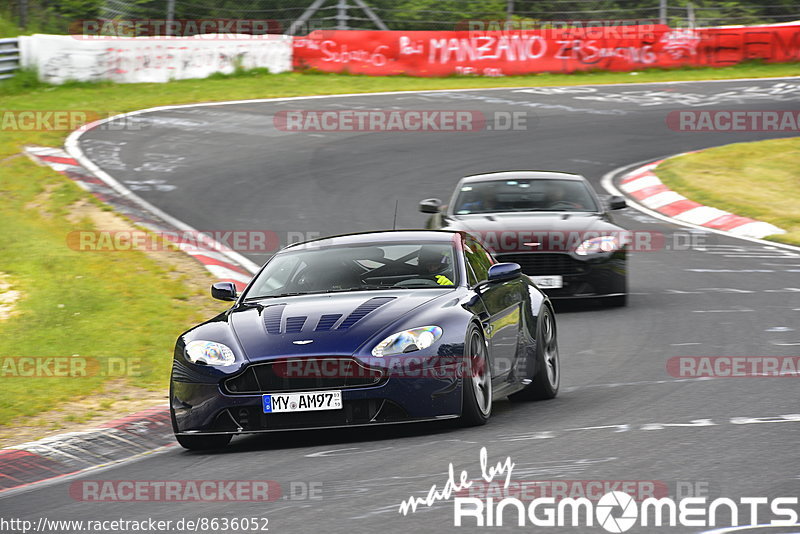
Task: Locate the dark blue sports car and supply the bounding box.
[171,230,559,450]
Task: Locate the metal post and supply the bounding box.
[336,0,348,30]
[352,0,389,30]
[288,0,329,35]
[659,0,667,25]
[687,2,696,29]
[507,0,514,23]
[19,0,28,29]
[166,0,176,36]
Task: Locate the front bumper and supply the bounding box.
[171,354,464,435]
[494,251,627,299]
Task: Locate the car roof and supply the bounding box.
[459,170,587,184]
[284,229,461,251]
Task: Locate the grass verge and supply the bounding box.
[0,157,228,430]
[655,137,800,246]
[0,61,797,433]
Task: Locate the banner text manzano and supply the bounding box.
[294,24,800,76]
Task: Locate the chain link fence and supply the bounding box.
[5,0,800,36]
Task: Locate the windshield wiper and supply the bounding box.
[325,285,407,292]
[395,284,453,288]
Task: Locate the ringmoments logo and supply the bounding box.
[396,447,800,531]
[453,492,799,530]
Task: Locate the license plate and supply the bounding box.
[530,275,563,289]
[262,390,342,413]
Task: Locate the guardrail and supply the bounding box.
[0,38,20,80]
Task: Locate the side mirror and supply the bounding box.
[608,195,627,210]
[419,198,442,214]
[487,262,521,283]
[211,281,237,301]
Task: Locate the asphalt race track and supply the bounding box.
[4,78,800,533]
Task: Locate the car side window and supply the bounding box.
[464,238,494,285]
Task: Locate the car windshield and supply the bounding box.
[244,242,459,299]
[453,178,598,214]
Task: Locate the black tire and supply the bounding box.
[460,325,492,426]
[175,433,232,451]
[509,306,559,401]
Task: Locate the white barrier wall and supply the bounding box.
[19,34,292,84]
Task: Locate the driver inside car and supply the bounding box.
[458,186,497,213]
[545,181,583,210]
[416,245,455,286]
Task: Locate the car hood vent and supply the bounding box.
[259,297,396,334]
[285,316,307,333]
[262,304,286,334]
[337,297,396,330]
[315,314,342,331]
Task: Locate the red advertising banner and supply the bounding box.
[293,24,800,76]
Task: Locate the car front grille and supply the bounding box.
[223,357,386,395]
[495,253,588,276]
[210,399,409,432]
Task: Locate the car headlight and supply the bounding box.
[575,235,619,256]
[372,326,443,358]
[185,340,235,366]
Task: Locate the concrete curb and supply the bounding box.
[0,406,172,495]
[617,154,785,240]
[24,146,255,289]
[602,153,800,256]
